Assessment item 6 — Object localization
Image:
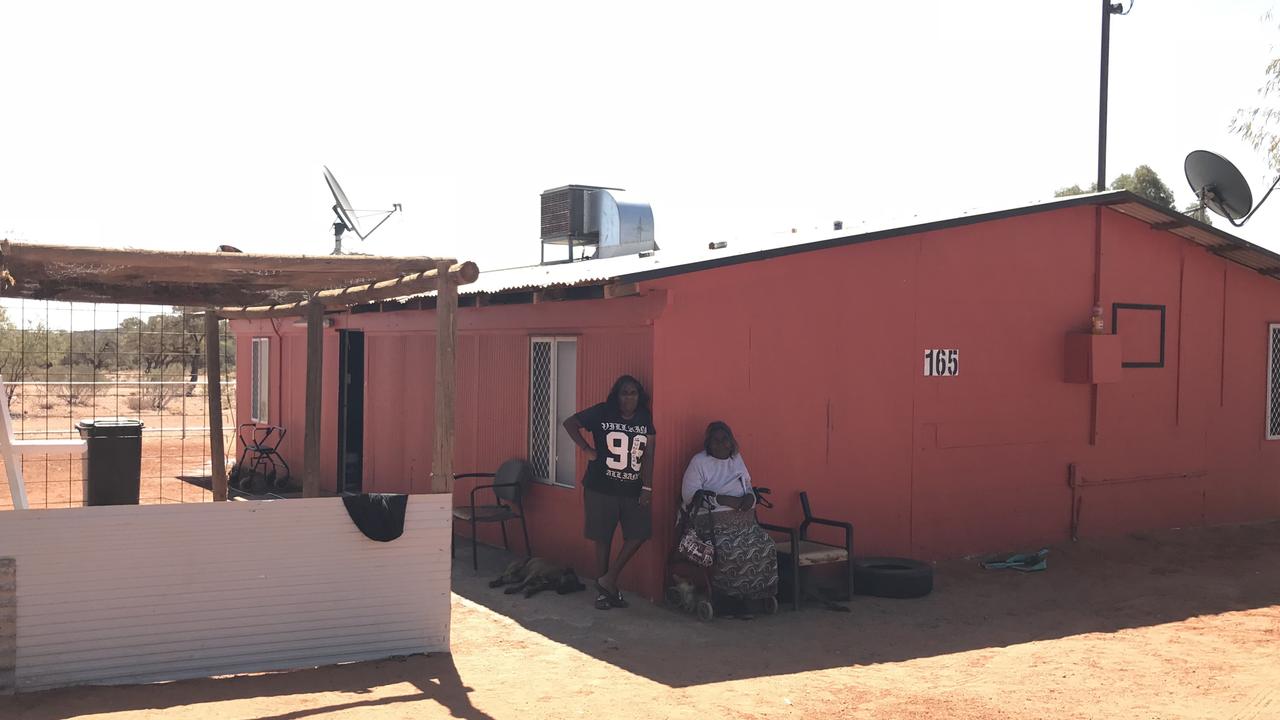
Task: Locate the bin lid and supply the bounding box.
[77,418,145,429]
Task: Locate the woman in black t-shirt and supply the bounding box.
[563,374,656,610]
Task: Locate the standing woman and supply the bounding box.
[563,375,656,610]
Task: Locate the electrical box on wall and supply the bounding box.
[1064,333,1122,384]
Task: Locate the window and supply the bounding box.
[251,337,270,423]
[529,337,577,486]
[1268,324,1280,440]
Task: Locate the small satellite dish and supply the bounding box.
[1184,150,1279,227]
[322,166,402,255]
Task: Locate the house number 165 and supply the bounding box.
[923,349,959,377]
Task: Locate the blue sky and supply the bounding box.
[2,1,1279,277]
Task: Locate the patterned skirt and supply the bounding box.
[693,510,779,600]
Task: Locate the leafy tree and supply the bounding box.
[1182,201,1213,226]
[1232,20,1280,171]
[1110,166,1176,209]
[1055,166,1175,209]
[1055,182,1100,198]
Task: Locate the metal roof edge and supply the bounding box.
[616,190,1279,285]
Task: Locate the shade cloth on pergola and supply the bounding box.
[0,239,478,501]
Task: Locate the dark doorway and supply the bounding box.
[337,330,365,494]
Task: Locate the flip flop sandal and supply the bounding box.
[594,592,613,610]
[595,580,629,609]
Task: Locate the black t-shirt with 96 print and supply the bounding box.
[572,402,656,498]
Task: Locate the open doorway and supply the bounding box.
[337,330,365,494]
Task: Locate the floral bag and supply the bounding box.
[676,496,716,567]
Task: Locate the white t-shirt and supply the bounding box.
[681,451,755,513]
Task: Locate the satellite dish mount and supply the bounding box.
[1184,150,1280,227]
[323,166,402,254]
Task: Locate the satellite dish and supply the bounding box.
[1184,150,1279,227]
[322,166,402,255]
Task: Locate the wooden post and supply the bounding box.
[431,262,459,493]
[303,300,324,498]
[204,312,228,502]
[0,558,15,695]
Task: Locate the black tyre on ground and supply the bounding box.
[852,557,933,598]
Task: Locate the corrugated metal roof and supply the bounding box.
[1107,198,1280,275]
[390,191,1280,303]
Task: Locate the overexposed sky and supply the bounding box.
[2,1,1279,273]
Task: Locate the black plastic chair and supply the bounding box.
[759,491,853,611]
[230,423,291,491]
[451,459,534,571]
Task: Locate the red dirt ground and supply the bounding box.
[2,519,1279,719]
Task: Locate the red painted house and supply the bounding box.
[231,190,1280,600]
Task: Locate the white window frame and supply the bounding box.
[1267,324,1280,440]
[251,337,270,424]
[529,336,577,487]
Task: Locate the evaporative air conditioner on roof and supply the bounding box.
[539,185,656,264]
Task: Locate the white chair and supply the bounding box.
[0,375,87,510]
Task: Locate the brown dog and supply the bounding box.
[489,557,586,598]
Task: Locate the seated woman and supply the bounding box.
[680,421,778,617]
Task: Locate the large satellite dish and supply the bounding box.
[323,166,402,254]
[1184,150,1278,227]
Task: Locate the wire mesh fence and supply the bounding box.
[0,300,236,510]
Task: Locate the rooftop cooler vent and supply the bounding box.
[540,185,656,264]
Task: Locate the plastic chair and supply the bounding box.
[451,458,533,571]
[231,423,291,491]
[759,491,853,611]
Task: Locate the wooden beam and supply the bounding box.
[204,312,228,502]
[1257,267,1280,276]
[1211,245,1250,255]
[431,261,459,494]
[314,261,479,307]
[604,281,640,298]
[303,300,324,498]
[2,240,447,276]
[10,280,307,308]
[533,287,567,303]
[214,301,311,320]
[215,261,480,319]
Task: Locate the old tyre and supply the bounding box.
[762,596,779,615]
[696,600,714,622]
[665,586,684,609]
[853,557,933,599]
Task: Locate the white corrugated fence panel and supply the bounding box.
[0,495,450,691]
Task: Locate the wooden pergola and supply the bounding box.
[0,239,478,500]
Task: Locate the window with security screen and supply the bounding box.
[529,337,578,486]
[1268,325,1280,440]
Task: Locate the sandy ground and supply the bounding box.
[3,520,1279,719]
[0,437,222,510]
[0,381,240,509]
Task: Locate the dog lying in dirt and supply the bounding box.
[489,557,586,598]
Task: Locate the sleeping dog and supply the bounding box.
[489,557,587,598]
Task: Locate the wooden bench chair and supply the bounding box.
[0,375,87,510]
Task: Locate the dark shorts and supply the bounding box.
[583,487,652,542]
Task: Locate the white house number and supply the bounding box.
[923,349,959,377]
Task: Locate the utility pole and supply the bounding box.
[1098,1,1132,192]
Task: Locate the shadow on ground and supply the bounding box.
[2,653,491,720]
[452,519,1280,688]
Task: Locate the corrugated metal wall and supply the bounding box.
[1,496,450,691]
